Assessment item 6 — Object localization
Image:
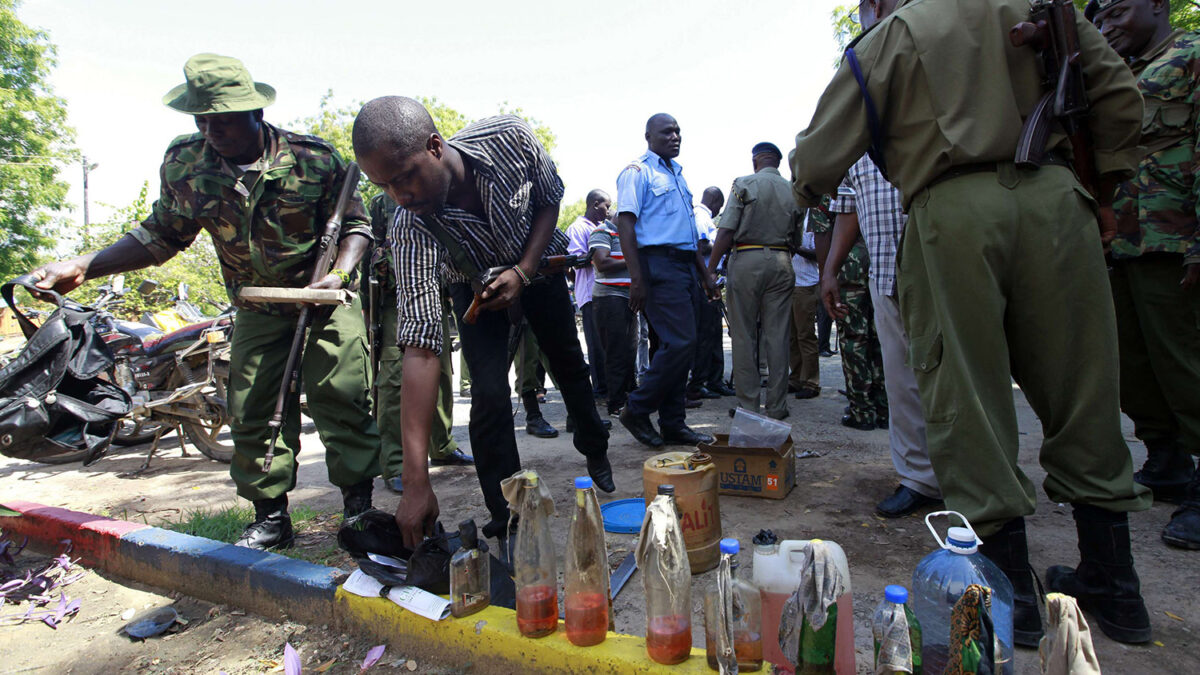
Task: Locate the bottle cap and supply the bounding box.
[884,585,908,604]
[575,476,593,489]
[946,526,980,554]
[459,519,478,548]
[720,538,740,555]
[657,484,675,496]
[752,529,778,546]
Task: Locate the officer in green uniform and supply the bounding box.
[1088,0,1200,550]
[706,143,803,420]
[813,196,888,431]
[790,0,1151,645]
[368,194,472,495]
[32,54,381,551]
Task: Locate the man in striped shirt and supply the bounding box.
[589,218,636,416]
[353,97,613,547]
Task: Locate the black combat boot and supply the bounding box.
[235,495,294,551]
[1162,468,1200,550]
[341,479,374,522]
[1134,440,1195,502]
[979,517,1043,647]
[1045,504,1151,644]
[523,391,558,438]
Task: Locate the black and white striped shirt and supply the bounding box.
[389,115,567,353]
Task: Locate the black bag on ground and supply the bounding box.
[0,276,131,464]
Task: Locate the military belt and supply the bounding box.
[929,154,1071,188]
[734,244,789,253]
[640,245,696,263]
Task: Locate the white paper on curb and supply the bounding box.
[342,569,451,621]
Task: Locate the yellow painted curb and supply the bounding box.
[334,587,713,674]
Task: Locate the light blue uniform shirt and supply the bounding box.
[616,150,698,250]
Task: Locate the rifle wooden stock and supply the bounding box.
[461,252,594,325]
[261,162,361,473]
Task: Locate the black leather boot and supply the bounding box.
[1045,504,1151,644]
[235,495,294,551]
[341,479,374,522]
[979,517,1043,647]
[523,391,558,438]
[1162,468,1200,550]
[1135,440,1195,502]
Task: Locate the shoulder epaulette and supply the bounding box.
[622,163,642,173]
[281,129,337,154]
[166,133,204,152]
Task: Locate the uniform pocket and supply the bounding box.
[907,332,942,374]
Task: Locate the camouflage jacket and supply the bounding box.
[367,193,397,296]
[1112,29,1200,262]
[812,194,870,287]
[129,123,371,316]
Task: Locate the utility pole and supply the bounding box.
[82,156,98,248]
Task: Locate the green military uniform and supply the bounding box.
[789,0,1150,536]
[367,194,459,479]
[813,200,888,427]
[720,166,803,419]
[132,123,381,501]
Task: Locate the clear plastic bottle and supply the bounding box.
[637,487,693,665]
[513,472,558,638]
[449,519,490,618]
[872,585,922,674]
[911,512,1013,674]
[565,476,610,646]
[705,538,763,672]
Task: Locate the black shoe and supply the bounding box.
[874,485,942,518]
[877,416,889,430]
[619,408,663,448]
[342,480,374,521]
[696,386,721,400]
[661,425,714,446]
[1045,504,1152,644]
[1162,471,1200,550]
[565,416,612,433]
[235,497,294,551]
[607,406,624,417]
[819,349,834,357]
[979,517,1044,647]
[431,448,475,466]
[526,415,559,438]
[1135,441,1195,501]
[841,414,875,431]
[586,455,616,493]
[460,387,471,397]
[794,387,820,400]
[708,382,736,397]
[385,476,404,495]
[686,389,703,401]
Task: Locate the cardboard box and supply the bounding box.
[699,433,795,500]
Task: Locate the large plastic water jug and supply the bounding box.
[911,511,1014,674]
[752,535,855,674]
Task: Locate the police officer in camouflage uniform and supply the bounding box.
[32,54,381,551]
[1088,0,1200,550]
[791,0,1152,645]
[368,194,472,496]
[813,197,888,431]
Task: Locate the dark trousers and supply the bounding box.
[449,276,608,523]
[816,300,833,353]
[689,296,722,391]
[626,250,702,430]
[580,301,607,395]
[594,295,637,413]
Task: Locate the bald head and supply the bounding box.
[585,189,612,222]
[352,96,439,159]
[701,186,724,217]
[645,113,681,159]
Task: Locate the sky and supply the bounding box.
[21,0,846,233]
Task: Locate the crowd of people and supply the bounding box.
[25,0,1198,653]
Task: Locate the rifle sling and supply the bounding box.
[845,46,890,181]
[421,219,483,281]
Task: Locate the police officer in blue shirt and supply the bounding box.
[615,113,719,447]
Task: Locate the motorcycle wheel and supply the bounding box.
[168,359,234,463]
[110,419,170,446]
[30,441,108,465]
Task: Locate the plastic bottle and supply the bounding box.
[565,476,610,647]
[911,512,1013,675]
[449,519,490,618]
[637,487,693,665]
[513,473,558,638]
[753,536,855,674]
[872,585,922,674]
[705,538,763,672]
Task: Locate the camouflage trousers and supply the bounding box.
[837,284,887,425]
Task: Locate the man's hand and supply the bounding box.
[700,270,720,302]
[628,278,646,313]
[395,480,440,550]
[1183,262,1200,291]
[475,268,525,313]
[820,273,847,320]
[31,259,89,298]
[307,272,345,291]
[1097,206,1118,248]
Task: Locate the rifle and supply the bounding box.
[462,250,595,325]
[261,162,361,473]
[365,246,384,412]
[1010,0,1099,196]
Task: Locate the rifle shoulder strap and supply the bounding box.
[420,218,482,281]
[844,46,890,181]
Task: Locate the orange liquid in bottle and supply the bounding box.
[647,614,692,665]
[516,585,558,638]
[565,591,608,646]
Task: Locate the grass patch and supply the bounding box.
[162,504,324,543]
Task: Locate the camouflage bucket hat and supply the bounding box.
[162,53,276,115]
[1085,0,1130,22]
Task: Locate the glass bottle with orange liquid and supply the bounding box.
[564,476,610,647]
[705,538,763,672]
[637,485,693,665]
[513,472,558,638]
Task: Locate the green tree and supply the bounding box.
[0,0,74,280]
[831,2,858,57]
[556,197,585,232]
